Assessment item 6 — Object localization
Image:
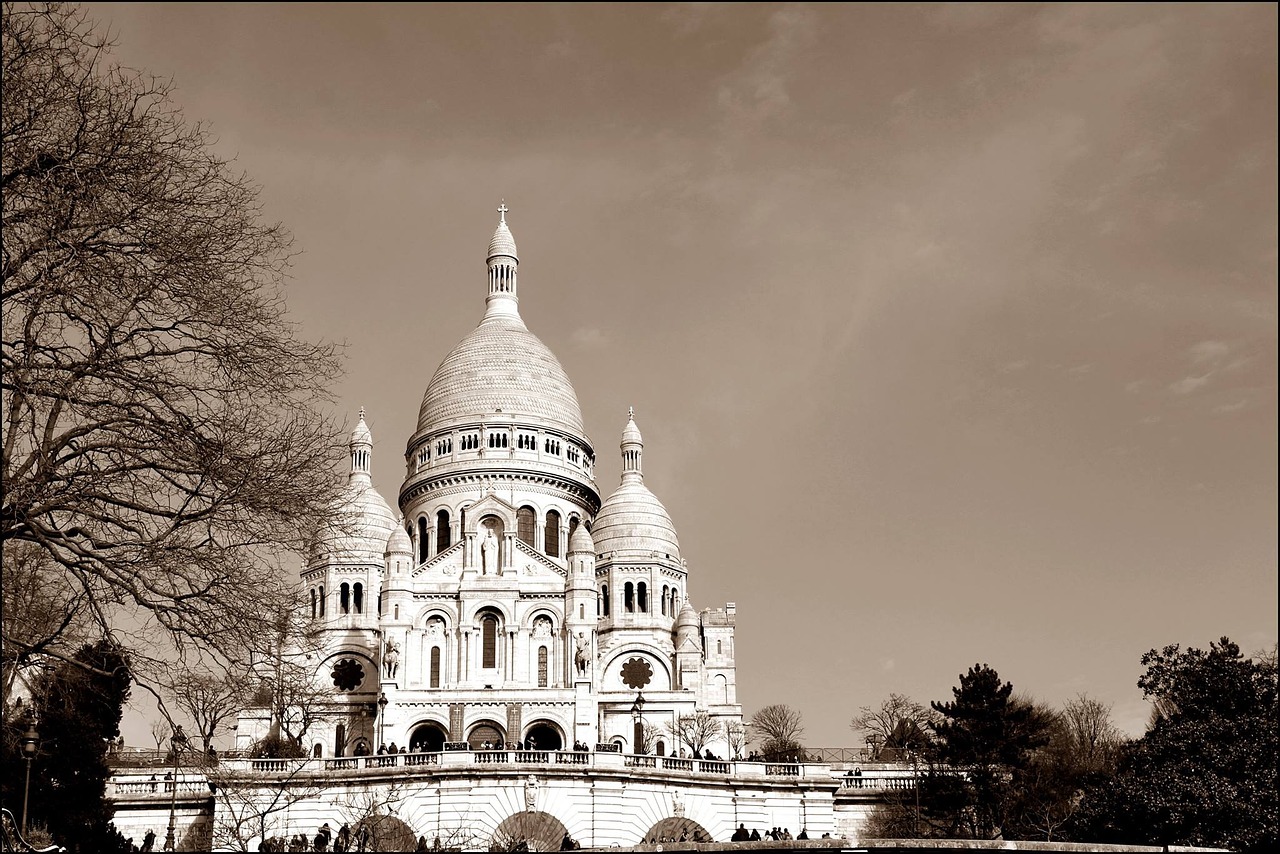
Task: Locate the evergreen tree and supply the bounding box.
[3,643,133,852]
[1070,638,1278,852]
[927,664,1051,838]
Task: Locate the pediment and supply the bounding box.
[512,538,567,580]
[411,541,463,579]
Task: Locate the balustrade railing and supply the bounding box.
[624,755,657,769]
[764,763,800,776]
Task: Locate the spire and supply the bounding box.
[350,408,372,483]
[621,408,643,484]
[485,202,520,319]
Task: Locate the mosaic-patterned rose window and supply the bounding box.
[331,658,365,692]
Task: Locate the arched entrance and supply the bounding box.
[524,720,563,751]
[490,811,569,852]
[468,720,506,749]
[642,818,713,845]
[410,721,448,753]
[352,814,417,852]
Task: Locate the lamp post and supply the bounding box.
[20,718,38,834]
[377,692,389,752]
[163,725,188,852]
[629,692,646,754]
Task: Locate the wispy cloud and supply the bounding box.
[1188,340,1229,365]
[716,4,817,128]
[570,327,608,349]
[1169,373,1212,395]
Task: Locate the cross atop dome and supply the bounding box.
[497,201,508,224]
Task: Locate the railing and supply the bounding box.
[108,777,208,797]
[698,759,730,774]
[625,755,657,769]
[764,764,800,776]
[840,772,916,790]
[662,757,694,772]
[404,752,439,767]
[475,751,509,764]
[556,752,589,765]
[514,751,550,763]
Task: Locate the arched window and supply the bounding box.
[335,723,346,758]
[624,582,634,613]
[340,583,350,614]
[656,740,666,757]
[545,509,561,557]
[437,509,451,551]
[418,517,429,563]
[353,583,363,614]
[394,604,400,620]
[313,743,322,758]
[517,506,536,547]
[568,516,579,539]
[601,585,609,617]
[537,646,548,687]
[430,647,441,688]
[634,721,644,754]
[579,604,585,620]
[310,588,317,620]
[661,585,669,616]
[481,615,498,669]
[319,585,325,617]
[638,582,648,613]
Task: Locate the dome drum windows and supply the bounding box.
[436,437,453,456]
[486,431,509,450]
[543,438,561,456]
[545,509,561,558]
[566,446,580,464]
[517,433,537,451]
[460,433,480,452]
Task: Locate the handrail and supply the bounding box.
[0,807,66,853]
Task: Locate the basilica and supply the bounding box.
[237,208,742,760]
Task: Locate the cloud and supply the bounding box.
[660,2,725,38]
[881,658,896,672]
[715,4,817,128]
[570,327,608,349]
[1213,400,1248,415]
[1168,373,1212,395]
[1188,340,1229,365]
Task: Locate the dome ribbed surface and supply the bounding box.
[417,314,585,436]
[385,519,412,555]
[568,523,595,555]
[488,222,518,260]
[323,481,397,559]
[675,601,699,630]
[591,481,680,559]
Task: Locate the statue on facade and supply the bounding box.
[574,632,590,676]
[383,639,400,679]
[480,526,499,574]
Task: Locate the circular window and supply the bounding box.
[331,658,365,692]
[621,656,653,690]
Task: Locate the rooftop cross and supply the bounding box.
[497,201,508,224]
[358,406,365,420]
[628,406,634,419]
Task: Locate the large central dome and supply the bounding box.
[416,312,585,435]
[415,209,586,439]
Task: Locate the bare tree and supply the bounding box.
[749,704,805,758]
[166,669,246,754]
[851,693,934,758]
[207,760,323,852]
[667,711,723,757]
[1059,693,1123,772]
[724,720,748,759]
[149,718,169,753]
[640,721,665,755]
[244,606,333,756]
[1,4,348,686]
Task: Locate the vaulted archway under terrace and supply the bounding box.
[642,817,713,845]
[491,811,569,852]
[352,813,417,852]
[524,720,563,751]
[409,721,448,753]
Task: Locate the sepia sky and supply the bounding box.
[86,2,1277,748]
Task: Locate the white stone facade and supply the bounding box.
[237,209,742,762]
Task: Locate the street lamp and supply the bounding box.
[20,718,38,834]
[629,692,646,754]
[163,725,189,852]
[376,692,389,752]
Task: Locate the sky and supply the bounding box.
[85,2,1277,749]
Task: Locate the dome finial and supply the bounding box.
[497,200,508,224]
[628,406,633,420]
[358,406,366,420]
[621,410,644,483]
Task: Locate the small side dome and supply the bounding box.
[568,523,595,556]
[385,519,412,556]
[675,601,699,631]
[592,483,680,559]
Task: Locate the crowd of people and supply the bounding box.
[730,824,829,842]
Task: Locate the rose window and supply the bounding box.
[331,658,365,692]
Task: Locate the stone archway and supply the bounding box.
[410,721,448,753]
[490,811,569,852]
[352,814,417,852]
[524,720,563,751]
[641,817,714,845]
